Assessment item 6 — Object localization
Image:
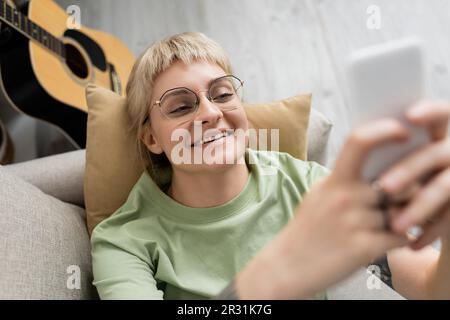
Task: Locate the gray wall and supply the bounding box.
[55,0,450,167]
[2,1,445,165]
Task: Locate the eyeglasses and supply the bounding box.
[142,75,243,125]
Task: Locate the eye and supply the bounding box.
[212,92,234,103]
[168,105,195,115]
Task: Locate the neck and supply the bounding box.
[168,161,250,208]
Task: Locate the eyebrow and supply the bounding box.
[158,75,228,100]
[159,88,193,101]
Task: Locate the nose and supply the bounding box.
[193,93,223,125]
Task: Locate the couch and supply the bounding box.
[0,110,404,299]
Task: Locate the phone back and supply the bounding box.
[345,37,429,181]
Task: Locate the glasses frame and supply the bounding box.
[142,75,244,125]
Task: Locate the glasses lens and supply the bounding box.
[160,88,198,119]
[209,76,243,110]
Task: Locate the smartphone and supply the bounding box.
[344,37,430,181]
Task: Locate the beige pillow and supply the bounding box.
[244,95,310,160]
[84,84,311,235]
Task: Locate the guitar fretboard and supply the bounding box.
[0,0,66,59]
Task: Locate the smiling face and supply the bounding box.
[140,60,249,174]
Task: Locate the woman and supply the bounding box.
[91,32,450,299]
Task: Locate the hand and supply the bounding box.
[246,118,410,299]
[379,100,450,250]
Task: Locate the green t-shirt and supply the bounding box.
[91,148,330,299]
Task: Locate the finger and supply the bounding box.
[409,209,450,250]
[379,139,450,193]
[387,182,421,206]
[358,204,402,232]
[351,181,392,208]
[367,231,409,261]
[386,205,404,231]
[334,118,409,181]
[406,100,450,141]
[359,182,382,207]
[358,183,413,231]
[356,207,385,231]
[391,168,450,233]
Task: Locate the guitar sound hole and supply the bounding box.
[64,43,88,79]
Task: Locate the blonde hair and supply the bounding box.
[126,32,233,181]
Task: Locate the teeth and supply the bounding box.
[202,132,226,144]
[193,131,232,146]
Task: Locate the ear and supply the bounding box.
[140,125,164,155]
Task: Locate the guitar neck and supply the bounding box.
[0,0,66,59]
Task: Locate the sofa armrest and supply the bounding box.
[2,149,85,207]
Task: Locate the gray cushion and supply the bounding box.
[0,166,95,299]
[307,108,333,166]
[3,149,85,207]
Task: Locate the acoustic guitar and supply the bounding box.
[0,0,135,149]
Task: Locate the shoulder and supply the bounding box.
[90,192,160,264]
[90,170,155,245]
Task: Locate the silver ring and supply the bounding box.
[371,180,390,230]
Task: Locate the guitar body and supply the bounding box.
[0,0,134,149]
